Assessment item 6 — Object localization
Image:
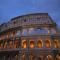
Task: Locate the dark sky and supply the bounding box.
[0,0,60,26]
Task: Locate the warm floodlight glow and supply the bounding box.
[37,40,43,48]
[22,40,27,48]
[30,40,34,48]
[56,55,60,60]
[4,42,7,48]
[47,55,52,60]
[9,41,13,48]
[45,40,51,48]
[54,40,59,48]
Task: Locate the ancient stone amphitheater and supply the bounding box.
[0,13,60,60]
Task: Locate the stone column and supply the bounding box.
[47,27,51,35]
[27,28,29,36]
[43,38,45,49]
[4,56,6,60]
[18,51,22,60]
[13,39,14,48]
[20,29,23,36]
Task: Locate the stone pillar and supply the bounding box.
[48,28,51,35]
[45,55,47,60]
[26,52,29,60]
[13,40,14,48]
[18,51,22,60]
[50,39,53,49]
[43,38,45,49]
[4,56,6,60]
[41,56,44,60]
[20,29,23,36]
[27,28,29,36]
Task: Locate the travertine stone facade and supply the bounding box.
[0,13,60,60]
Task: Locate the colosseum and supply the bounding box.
[0,13,60,60]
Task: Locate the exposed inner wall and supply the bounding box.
[0,27,57,40]
[0,13,56,32]
[0,13,60,60]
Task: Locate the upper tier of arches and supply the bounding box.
[0,13,56,33]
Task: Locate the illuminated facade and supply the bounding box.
[0,13,60,60]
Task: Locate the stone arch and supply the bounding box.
[22,54,26,60]
[9,41,13,48]
[0,41,3,48]
[29,54,35,60]
[53,40,59,48]
[15,54,18,60]
[56,54,60,60]
[37,56,43,60]
[14,40,19,48]
[47,55,52,60]
[45,40,51,48]
[4,41,8,48]
[22,40,27,48]
[37,40,43,48]
[30,40,34,48]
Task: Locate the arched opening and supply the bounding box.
[6,32,10,38]
[37,40,43,48]
[16,30,21,36]
[14,40,19,48]
[28,28,34,35]
[22,40,27,48]
[0,41,3,48]
[9,41,13,48]
[45,40,51,48]
[22,29,28,36]
[56,55,60,60]
[0,44,1,48]
[4,42,8,48]
[22,54,26,60]
[15,54,18,60]
[47,55,52,60]
[38,56,43,60]
[30,40,34,48]
[53,40,59,48]
[38,57,41,60]
[0,43,3,48]
[29,55,35,60]
[11,31,15,37]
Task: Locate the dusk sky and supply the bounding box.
[0,0,60,26]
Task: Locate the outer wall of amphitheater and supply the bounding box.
[0,13,60,60]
